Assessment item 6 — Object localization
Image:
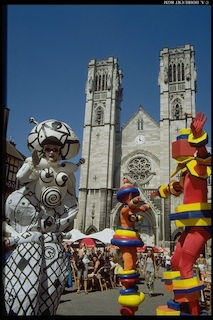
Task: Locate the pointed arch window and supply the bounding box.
[94,74,102,91]
[177,63,181,81]
[94,106,104,125]
[172,104,182,120]
[181,63,185,81]
[169,65,172,82]
[173,64,176,82]
[95,75,98,91]
[137,118,143,130]
[94,72,108,92]
[98,76,101,91]
[102,74,106,91]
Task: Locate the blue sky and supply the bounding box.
[6,4,211,188]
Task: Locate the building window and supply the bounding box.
[169,63,184,83]
[95,75,98,91]
[177,63,181,81]
[127,156,152,184]
[137,118,143,130]
[95,74,102,91]
[94,72,108,91]
[169,65,172,82]
[172,104,182,120]
[173,64,176,82]
[102,74,106,91]
[5,158,19,192]
[98,76,101,91]
[182,63,185,81]
[94,106,104,125]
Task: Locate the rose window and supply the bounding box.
[127,157,152,184]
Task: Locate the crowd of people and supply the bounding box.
[63,243,125,293]
[63,243,175,296]
[63,243,212,297]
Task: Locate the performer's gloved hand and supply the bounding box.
[172,181,183,192]
[190,111,207,139]
[32,149,41,167]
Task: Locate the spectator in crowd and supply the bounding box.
[206,254,211,271]
[143,249,157,297]
[195,256,211,282]
[136,253,145,278]
[88,254,102,290]
[165,252,172,271]
[101,255,116,287]
[103,246,111,259]
[76,243,90,294]
[155,253,163,278]
[65,244,73,288]
[196,253,207,272]
[71,248,79,266]
[96,250,105,268]
[113,248,124,286]
[109,255,116,279]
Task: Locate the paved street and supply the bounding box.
[56,268,211,316]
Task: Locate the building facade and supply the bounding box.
[5,140,25,199]
[75,44,210,251]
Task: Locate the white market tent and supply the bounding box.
[63,228,115,245]
[62,229,87,243]
[87,228,115,244]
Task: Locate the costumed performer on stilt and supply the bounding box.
[111,178,150,316]
[3,118,85,315]
[152,111,211,315]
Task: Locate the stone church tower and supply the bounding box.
[158,43,196,247]
[75,44,197,249]
[76,57,123,233]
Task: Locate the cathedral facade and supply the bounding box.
[74,43,200,250]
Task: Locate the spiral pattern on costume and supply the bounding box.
[41,187,62,208]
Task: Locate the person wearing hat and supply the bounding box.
[3,119,85,316]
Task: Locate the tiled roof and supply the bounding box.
[6,140,26,161]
